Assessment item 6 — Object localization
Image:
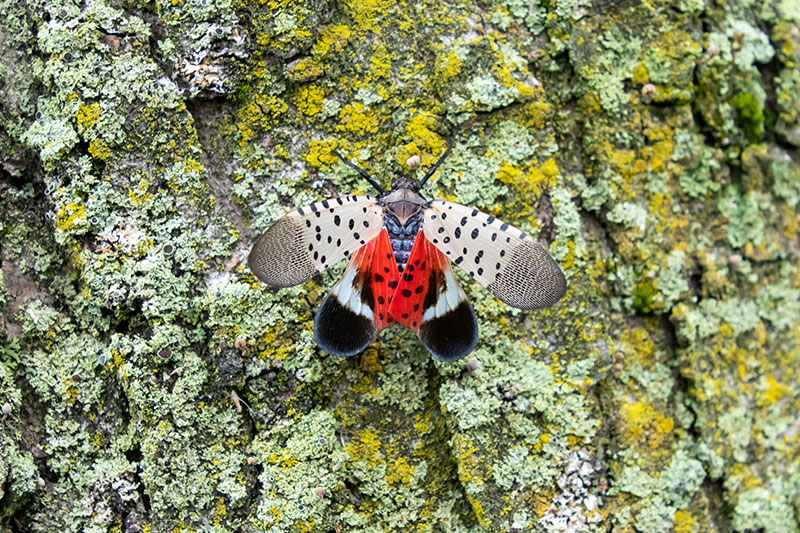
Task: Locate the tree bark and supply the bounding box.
[1,0,799,531]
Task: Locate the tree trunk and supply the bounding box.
[1,0,799,531]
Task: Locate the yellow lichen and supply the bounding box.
[304,139,339,168]
[385,457,413,486]
[344,428,382,466]
[312,24,352,59]
[88,138,112,160]
[673,509,695,533]
[620,402,675,450]
[56,201,86,231]
[294,84,325,119]
[76,102,101,129]
[335,102,380,136]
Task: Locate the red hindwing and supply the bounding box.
[388,231,442,331]
[366,229,400,330]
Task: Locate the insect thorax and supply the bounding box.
[384,209,424,273]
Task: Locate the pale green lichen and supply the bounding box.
[731,483,799,533]
[606,201,648,230]
[717,186,766,249]
[655,249,690,309]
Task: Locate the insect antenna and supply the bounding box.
[332,150,386,195]
[417,145,452,190]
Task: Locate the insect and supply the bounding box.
[248,148,566,361]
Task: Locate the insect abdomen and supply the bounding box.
[384,211,423,272]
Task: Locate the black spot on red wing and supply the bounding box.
[375,273,384,282]
[388,296,393,303]
[383,266,389,273]
[422,271,438,309]
[403,273,413,282]
[388,317,394,323]
[386,253,392,259]
[415,285,423,294]
[413,304,419,311]
[414,259,420,265]
[401,289,412,297]
[412,321,417,327]
[379,313,384,320]
[378,296,385,304]
[420,262,426,270]
[388,281,398,289]
[407,264,415,272]
[402,313,409,318]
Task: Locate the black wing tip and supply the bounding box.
[314,294,377,357]
[418,301,479,362]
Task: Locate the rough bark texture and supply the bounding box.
[1,0,799,531]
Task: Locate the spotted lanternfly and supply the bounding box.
[248,148,566,361]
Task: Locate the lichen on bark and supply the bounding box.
[1,0,799,531]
